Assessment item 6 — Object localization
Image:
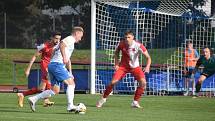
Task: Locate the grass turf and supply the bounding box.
[0,93,214,121]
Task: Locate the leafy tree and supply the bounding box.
[0,0,91,48]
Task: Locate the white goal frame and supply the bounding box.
[91,0,215,96]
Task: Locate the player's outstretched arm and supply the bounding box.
[25,50,41,77]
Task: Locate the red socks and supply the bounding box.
[22,87,41,96]
[103,85,144,101]
[103,85,113,98]
[134,87,144,101]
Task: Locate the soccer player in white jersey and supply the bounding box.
[28,27,84,112]
[96,31,151,108]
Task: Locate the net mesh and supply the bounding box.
[94,0,215,96]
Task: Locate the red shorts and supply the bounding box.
[112,66,145,81]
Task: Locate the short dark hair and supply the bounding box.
[124,30,134,36]
[51,31,61,37]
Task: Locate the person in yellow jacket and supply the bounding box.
[183,41,199,96]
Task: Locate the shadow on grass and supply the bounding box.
[0,108,32,113]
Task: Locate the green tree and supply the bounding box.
[41,0,91,49]
[0,0,91,49]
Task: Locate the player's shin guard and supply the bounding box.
[23,87,41,96]
[134,87,144,101]
[195,81,202,93]
[103,85,113,98]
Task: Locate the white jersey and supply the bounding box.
[116,40,147,68]
[50,36,75,63]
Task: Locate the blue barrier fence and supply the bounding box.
[28,69,90,92]
[28,69,215,93]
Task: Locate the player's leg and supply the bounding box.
[28,63,58,112]
[46,62,76,112]
[28,85,59,112]
[40,80,55,107]
[192,80,195,96]
[63,77,76,112]
[131,67,145,108]
[17,87,41,107]
[96,78,119,108]
[96,67,126,108]
[193,74,207,98]
[39,65,55,106]
[191,77,196,96]
[183,68,189,96]
[184,68,193,96]
[17,68,47,107]
[184,77,189,96]
[40,68,55,107]
[28,81,59,112]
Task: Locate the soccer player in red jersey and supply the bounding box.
[17,32,61,107]
[96,31,151,108]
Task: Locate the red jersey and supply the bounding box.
[37,41,57,82]
[37,41,56,64]
[116,40,147,68]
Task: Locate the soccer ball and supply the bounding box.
[75,103,87,114]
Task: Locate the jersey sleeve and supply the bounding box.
[139,44,147,53]
[62,37,69,47]
[62,36,74,48]
[37,43,45,52]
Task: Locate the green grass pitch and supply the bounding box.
[0,93,214,121]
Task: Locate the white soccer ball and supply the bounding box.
[76,103,87,114]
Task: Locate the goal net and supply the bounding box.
[92,0,215,96]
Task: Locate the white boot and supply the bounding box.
[183,91,189,96]
[131,100,142,108]
[28,97,36,112]
[96,98,106,108]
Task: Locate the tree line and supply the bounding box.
[0,0,91,49]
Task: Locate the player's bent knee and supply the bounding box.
[64,78,75,85]
[110,79,119,85]
[139,78,146,87]
[53,85,60,94]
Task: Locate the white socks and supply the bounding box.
[33,90,55,102]
[67,85,75,109]
[30,85,75,110]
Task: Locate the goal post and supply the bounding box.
[91,0,96,94]
[91,0,215,95]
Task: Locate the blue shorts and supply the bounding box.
[48,62,73,86]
